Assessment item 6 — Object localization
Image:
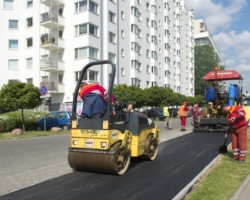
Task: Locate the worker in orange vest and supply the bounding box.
[223,105,247,162]
[178,101,189,131]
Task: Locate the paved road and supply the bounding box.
[0,118,227,200]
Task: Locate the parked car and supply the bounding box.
[36,111,72,131]
[142,108,166,121]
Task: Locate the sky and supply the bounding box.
[185,0,250,94]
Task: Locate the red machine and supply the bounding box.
[194,68,244,132]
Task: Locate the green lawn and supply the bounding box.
[185,128,250,200]
[0,130,70,139]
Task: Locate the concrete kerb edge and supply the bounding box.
[172,153,222,200]
[230,174,250,200]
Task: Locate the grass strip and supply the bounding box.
[0,130,69,139]
[185,129,250,200]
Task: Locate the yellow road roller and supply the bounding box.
[68,60,160,175]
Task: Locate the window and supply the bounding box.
[89,24,98,36]
[75,71,80,81]
[4,0,13,9]
[26,17,33,27]
[146,49,150,58]
[121,49,124,57]
[27,0,33,8]
[151,66,158,75]
[75,1,87,13]
[89,70,98,81]
[121,68,124,76]
[109,11,116,23]
[146,18,150,27]
[131,24,141,37]
[27,38,33,47]
[75,1,98,14]
[147,65,150,73]
[121,30,124,38]
[131,60,141,70]
[146,2,150,11]
[26,57,33,68]
[9,20,18,29]
[151,35,157,45]
[131,6,141,18]
[89,47,98,58]
[131,42,141,54]
[76,24,87,35]
[59,74,63,83]
[121,11,124,19]
[151,51,158,60]
[109,53,116,64]
[75,23,98,37]
[9,40,18,49]
[59,30,63,38]
[89,1,98,14]
[151,20,157,30]
[109,32,116,44]
[131,78,141,87]
[27,78,33,84]
[41,76,48,83]
[75,46,98,59]
[151,5,157,14]
[146,34,150,42]
[8,59,18,70]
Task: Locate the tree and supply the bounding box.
[113,84,145,108]
[194,45,222,95]
[144,86,169,107]
[0,82,42,131]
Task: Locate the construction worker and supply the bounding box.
[192,102,199,128]
[163,105,170,129]
[79,82,107,100]
[178,101,189,131]
[79,83,107,117]
[223,105,247,162]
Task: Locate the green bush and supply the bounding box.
[0,110,45,133]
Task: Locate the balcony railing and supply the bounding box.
[40,0,64,7]
[40,12,64,28]
[40,35,65,50]
[40,58,65,71]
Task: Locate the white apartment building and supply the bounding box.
[194,19,224,65]
[0,0,194,110]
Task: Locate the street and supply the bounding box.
[0,118,227,200]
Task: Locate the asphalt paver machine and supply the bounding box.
[194,68,245,132]
[68,60,160,175]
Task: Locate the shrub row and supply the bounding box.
[0,118,38,133]
[0,110,44,133]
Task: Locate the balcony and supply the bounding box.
[40,0,64,7]
[40,58,65,72]
[40,82,65,94]
[40,35,65,50]
[40,13,64,29]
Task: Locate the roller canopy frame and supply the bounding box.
[203,70,243,81]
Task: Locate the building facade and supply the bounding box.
[0,0,194,110]
[193,19,224,65]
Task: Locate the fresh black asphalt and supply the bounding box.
[0,132,227,200]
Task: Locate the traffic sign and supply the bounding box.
[40,85,48,96]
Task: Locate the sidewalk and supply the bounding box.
[231,175,250,200]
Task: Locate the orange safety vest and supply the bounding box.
[178,105,187,117]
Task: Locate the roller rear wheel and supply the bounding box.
[144,135,158,161]
[110,142,130,175]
